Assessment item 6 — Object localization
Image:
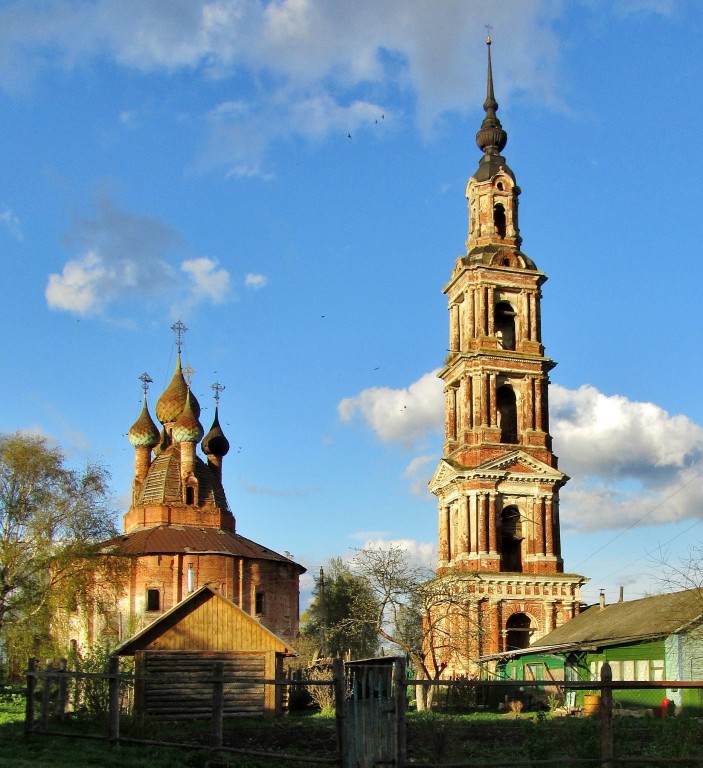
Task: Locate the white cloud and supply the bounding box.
[403,454,436,498]
[356,536,437,572]
[45,193,233,317]
[181,257,230,303]
[613,0,677,17]
[0,207,23,241]
[46,250,109,313]
[0,1,565,168]
[551,384,703,532]
[551,384,703,485]
[340,372,703,533]
[244,273,268,289]
[338,369,444,447]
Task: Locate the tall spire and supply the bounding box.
[476,36,507,157]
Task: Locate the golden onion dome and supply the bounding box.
[172,389,204,444]
[155,354,201,424]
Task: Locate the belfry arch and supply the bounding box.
[501,505,523,572]
[505,612,535,651]
[495,301,516,350]
[496,385,518,444]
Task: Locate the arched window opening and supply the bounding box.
[185,485,195,505]
[495,302,516,350]
[493,203,506,239]
[497,385,518,443]
[501,506,523,572]
[506,612,533,650]
[146,588,161,612]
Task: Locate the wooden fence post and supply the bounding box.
[332,658,346,768]
[25,658,36,736]
[211,661,224,748]
[108,656,120,746]
[600,662,613,768]
[55,658,67,721]
[40,662,52,731]
[394,657,407,768]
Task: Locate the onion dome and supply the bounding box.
[128,397,160,448]
[155,354,201,424]
[171,389,204,444]
[202,406,230,457]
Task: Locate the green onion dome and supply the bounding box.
[128,398,160,448]
[171,389,204,444]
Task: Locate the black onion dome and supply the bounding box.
[202,406,230,457]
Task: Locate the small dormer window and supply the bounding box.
[493,203,506,239]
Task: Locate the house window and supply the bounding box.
[146,588,160,612]
[255,591,265,615]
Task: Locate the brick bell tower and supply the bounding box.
[428,38,586,669]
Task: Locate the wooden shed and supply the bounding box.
[113,585,296,717]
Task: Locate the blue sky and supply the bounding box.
[1,0,702,608]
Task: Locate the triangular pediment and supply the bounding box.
[478,450,566,479]
[429,452,566,495]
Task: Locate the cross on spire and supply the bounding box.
[138,372,153,397]
[183,364,196,386]
[485,24,492,44]
[211,381,225,406]
[171,320,187,353]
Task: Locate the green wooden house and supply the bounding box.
[480,589,703,712]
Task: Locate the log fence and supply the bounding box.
[23,658,703,767]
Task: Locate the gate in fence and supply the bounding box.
[336,657,407,768]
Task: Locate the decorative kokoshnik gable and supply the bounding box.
[428,39,586,673]
[99,322,305,645]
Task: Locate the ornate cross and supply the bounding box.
[183,364,196,386]
[171,320,187,353]
[138,372,153,396]
[211,381,225,406]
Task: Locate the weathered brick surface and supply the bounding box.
[428,72,585,673]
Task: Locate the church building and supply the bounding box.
[428,39,586,672]
[97,322,305,645]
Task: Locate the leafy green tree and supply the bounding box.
[0,433,119,675]
[301,557,380,661]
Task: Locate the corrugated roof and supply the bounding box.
[102,525,305,571]
[483,589,703,661]
[537,589,703,647]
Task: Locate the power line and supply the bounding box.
[572,468,703,571]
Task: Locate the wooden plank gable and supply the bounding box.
[115,585,294,656]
